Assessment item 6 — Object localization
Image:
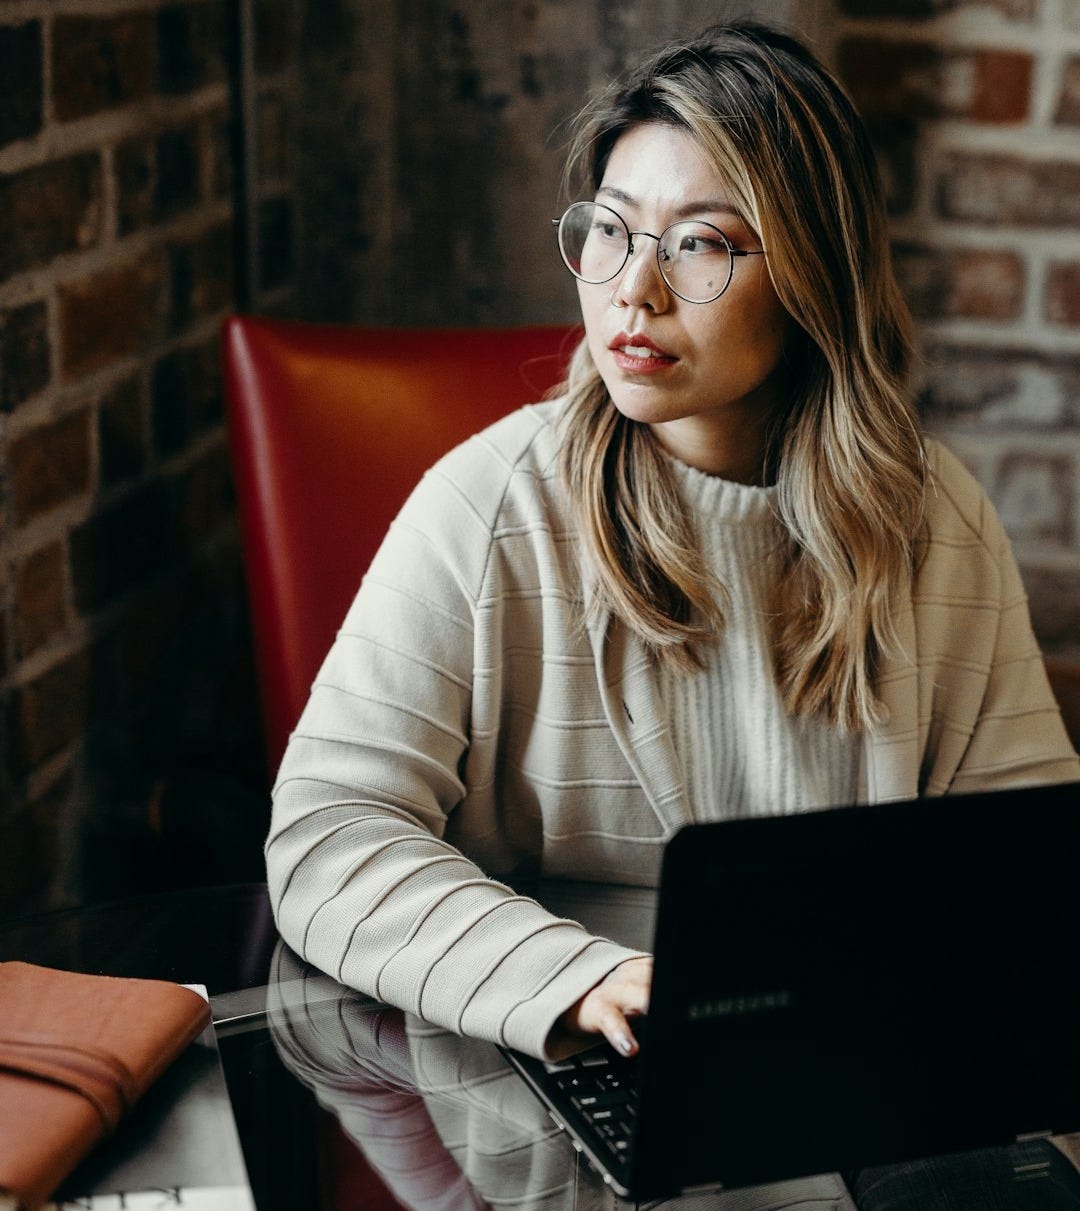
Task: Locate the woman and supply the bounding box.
[266,23,1077,1067]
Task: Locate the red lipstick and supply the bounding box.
[608,332,678,374]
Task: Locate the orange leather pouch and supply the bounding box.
[0,961,210,1210]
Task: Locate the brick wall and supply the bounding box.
[0,0,288,914]
[835,0,1080,659]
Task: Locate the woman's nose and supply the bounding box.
[610,235,671,311]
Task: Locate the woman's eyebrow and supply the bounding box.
[596,185,741,220]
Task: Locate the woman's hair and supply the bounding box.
[555,20,926,734]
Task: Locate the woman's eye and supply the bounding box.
[678,233,724,255]
[593,222,622,240]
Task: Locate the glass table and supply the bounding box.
[0,884,650,1211]
[2,883,1078,1211]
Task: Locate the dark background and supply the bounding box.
[0,0,1077,915]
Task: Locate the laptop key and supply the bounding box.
[580,1051,614,1067]
[543,1058,578,1073]
[554,1074,589,1091]
[572,1090,629,1111]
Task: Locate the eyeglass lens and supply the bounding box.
[556,201,734,303]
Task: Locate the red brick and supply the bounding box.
[256,0,297,73]
[840,40,1031,124]
[115,125,201,236]
[99,375,147,489]
[157,2,228,95]
[300,0,350,52]
[971,51,1033,124]
[204,110,234,201]
[1055,56,1080,127]
[8,409,92,523]
[0,609,9,681]
[155,126,202,221]
[114,134,155,235]
[8,649,91,775]
[258,90,291,182]
[0,299,50,412]
[936,153,1080,227]
[0,154,103,280]
[69,482,173,614]
[0,21,44,147]
[918,344,1079,428]
[169,220,235,333]
[113,567,194,701]
[257,195,294,290]
[152,338,223,457]
[52,12,155,122]
[894,243,1024,321]
[59,254,168,379]
[1045,262,1080,327]
[172,442,234,547]
[840,39,937,119]
[0,772,68,913]
[14,543,68,659]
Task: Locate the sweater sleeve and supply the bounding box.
[948,508,1079,792]
[265,424,643,1060]
[922,447,1079,794]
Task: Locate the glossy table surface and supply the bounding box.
[5,883,1078,1211]
[0,882,675,1211]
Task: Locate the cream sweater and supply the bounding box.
[267,402,1079,1059]
[658,459,860,819]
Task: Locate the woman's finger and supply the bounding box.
[597,1004,641,1056]
[569,956,653,1054]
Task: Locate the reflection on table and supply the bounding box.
[3,882,1077,1211]
[265,940,861,1211]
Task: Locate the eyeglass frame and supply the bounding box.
[552,201,767,304]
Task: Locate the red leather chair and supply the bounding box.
[222,316,578,773]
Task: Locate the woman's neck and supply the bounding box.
[645,367,788,485]
[648,413,774,485]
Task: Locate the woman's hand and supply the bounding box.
[558,956,653,1056]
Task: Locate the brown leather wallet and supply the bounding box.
[0,961,211,1211]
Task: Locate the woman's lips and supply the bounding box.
[609,334,678,374]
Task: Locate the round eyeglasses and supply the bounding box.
[552,201,766,304]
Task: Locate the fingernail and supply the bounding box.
[616,1033,634,1055]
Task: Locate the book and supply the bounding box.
[0,963,215,1211]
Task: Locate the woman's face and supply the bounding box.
[578,122,794,482]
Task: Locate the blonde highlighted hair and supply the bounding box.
[556,22,926,734]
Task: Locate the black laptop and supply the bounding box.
[500,780,1080,1200]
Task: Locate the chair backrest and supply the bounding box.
[222,316,578,773]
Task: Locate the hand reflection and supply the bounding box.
[266,940,600,1211]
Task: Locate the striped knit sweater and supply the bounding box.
[267,401,1079,1059]
[657,458,861,819]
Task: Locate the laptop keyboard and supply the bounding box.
[542,1020,645,1155]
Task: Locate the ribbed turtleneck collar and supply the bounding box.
[664,453,778,528]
